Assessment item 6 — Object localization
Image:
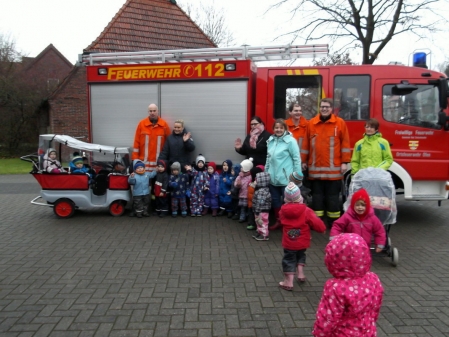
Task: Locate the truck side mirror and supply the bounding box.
[428,78,448,110]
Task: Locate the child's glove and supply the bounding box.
[51,168,61,174]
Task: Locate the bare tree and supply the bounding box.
[0,34,41,155]
[313,52,355,66]
[179,1,234,47]
[271,0,446,64]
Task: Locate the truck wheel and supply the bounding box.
[53,198,75,219]
[109,200,125,217]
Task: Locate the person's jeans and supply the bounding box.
[269,184,286,209]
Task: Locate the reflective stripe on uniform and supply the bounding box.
[156,136,162,161]
[327,211,341,219]
[314,210,324,217]
[144,135,149,163]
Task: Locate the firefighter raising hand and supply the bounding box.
[234,138,242,150]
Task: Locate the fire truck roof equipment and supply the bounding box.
[80,44,329,65]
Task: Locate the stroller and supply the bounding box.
[344,167,399,266]
[21,134,132,219]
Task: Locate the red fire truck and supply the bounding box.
[82,44,449,204]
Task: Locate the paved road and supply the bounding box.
[0,174,448,337]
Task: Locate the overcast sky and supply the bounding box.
[0,0,447,70]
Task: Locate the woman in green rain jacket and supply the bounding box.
[351,118,393,175]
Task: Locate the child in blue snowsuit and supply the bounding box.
[218,159,234,217]
[203,161,220,216]
[169,161,189,218]
[128,160,156,218]
[185,154,209,217]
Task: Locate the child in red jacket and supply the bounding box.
[278,183,326,291]
[330,188,386,253]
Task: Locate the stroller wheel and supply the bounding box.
[391,247,399,267]
[53,198,75,219]
[109,200,126,217]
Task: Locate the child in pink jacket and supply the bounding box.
[234,158,253,222]
[313,233,384,336]
[330,188,386,253]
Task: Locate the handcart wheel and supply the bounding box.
[53,198,75,219]
[391,247,399,267]
[109,200,126,217]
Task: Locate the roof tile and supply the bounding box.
[84,0,216,53]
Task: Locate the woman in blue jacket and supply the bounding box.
[265,119,301,229]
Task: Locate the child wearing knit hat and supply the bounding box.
[169,161,189,217]
[217,159,234,217]
[202,161,220,216]
[128,160,157,218]
[330,188,386,252]
[278,182,326,291]
[185,154,209,216]
[154,159,170,217]
[234,158,254,222]
[251,171,271,240]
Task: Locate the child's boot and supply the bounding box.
[279,273,294,291]
[296,264,306,283]
[202,207,209,216]
[218,208,226,216]
[212,209,218,217]
[227,211,233,218]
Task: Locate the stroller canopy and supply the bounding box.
[345,167,397,224]
[39,134,130,154]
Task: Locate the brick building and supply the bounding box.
[21,44,73,135]
[48,0,216,140]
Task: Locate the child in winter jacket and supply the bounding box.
[230,163,241,219]
[70,156,91,175]
[234,158,254,222]
[330,188,386,253]
[185,154,209,216]
[169,162,189,218]
[42,148,65,173]
[247,165,264,230]
[154,159,169,218]
[218,159,233,217]
[251,171,272,241]
[128,160,157,218]
[278,183,326,291]
[203,161,220,216]
[313,233,384,336]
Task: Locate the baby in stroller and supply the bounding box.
[340,167,399,265]
[330,188,385,252]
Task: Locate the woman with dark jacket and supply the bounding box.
[234,116,271,167]
[158,119,195,170]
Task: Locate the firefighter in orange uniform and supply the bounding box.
[132,104,171,172]
[300,98,351,228]
[285,102,308,149]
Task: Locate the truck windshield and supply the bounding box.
[383,84,441,130]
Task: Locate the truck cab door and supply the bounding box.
[266,68,329,129]
[375,78,449,181]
